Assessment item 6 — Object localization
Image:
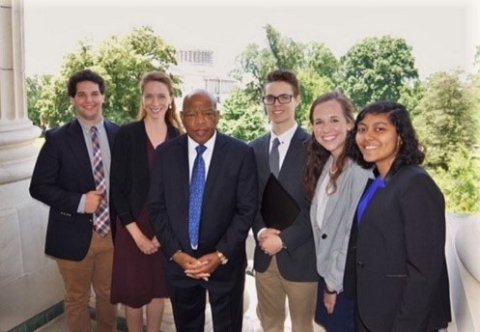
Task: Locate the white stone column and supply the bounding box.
[0,0,40,184]
[0,1,63,331]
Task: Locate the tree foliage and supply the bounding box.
[413,71,480,213]
[33,26,179,128]
[233,24,337,125]
[336,36,419,109]
[218,89,267,142]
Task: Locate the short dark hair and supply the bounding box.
[265,70,300,97]
[67,69,105,97]
[349,101,425,171]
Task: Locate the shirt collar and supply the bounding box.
[187,131,217,151]
[270,123,298,144]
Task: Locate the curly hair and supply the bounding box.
[67,69,105,97]
[347,101,425,174]
[137,71,183,133]
[304,91,356,201]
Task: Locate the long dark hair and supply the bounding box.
[304,91,356,201]
[348,101,425,175]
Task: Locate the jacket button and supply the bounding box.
[357,261,364,268]
[321,234,327,239]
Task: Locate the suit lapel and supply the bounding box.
[258,134,271,180]
[103,120,116,149]
[67,120,94,185]
[203,133,226,198]
[278,127,307,180]
[176,135,190,199]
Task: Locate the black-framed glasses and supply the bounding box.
[262,94,294,105]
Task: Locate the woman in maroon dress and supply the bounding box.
[110,71,182,331]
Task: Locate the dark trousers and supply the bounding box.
[169,272,245,332]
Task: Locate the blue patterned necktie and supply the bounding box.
[189,145,207,249]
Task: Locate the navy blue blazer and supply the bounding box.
[356,165,451,332]
[250,127,318,282]
[149,132,258,286]
[30,119,119,261]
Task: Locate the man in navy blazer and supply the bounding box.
[30,69,119,332]
[150,89,258,331]
[251,70,318,332]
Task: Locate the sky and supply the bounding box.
[23,0,480,80]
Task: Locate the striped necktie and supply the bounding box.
[90,126,110,236]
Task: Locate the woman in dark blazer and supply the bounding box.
[110,71,182,332]
[349,101,451,332]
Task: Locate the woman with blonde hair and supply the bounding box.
[110,71,182,331]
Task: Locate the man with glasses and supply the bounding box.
[251,70,318,332]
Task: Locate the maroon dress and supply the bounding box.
[110,138,168,308]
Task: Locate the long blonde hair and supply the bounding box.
[137,71,183,132]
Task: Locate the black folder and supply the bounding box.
[261,174,300,230]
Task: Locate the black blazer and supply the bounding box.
[149,133,258,286]
[250,127,318,282]
[110,121,179,226]
[356,165,451,332]
[30,119,119,261]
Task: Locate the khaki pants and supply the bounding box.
[56,231,117,332]
[255,256,317,332]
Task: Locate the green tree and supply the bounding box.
[233,24,337,124]
[414,71,479,213]
[26,74,53,131]
[218,89,267,142]
[336,36,418,109]
[414,71,476,170]
[35,26,179,127]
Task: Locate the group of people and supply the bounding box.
[29,67,451,332]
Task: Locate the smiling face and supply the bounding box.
[181,92,219,145]
[355,112,401,177]
[312,99,353,159]
[142,81,172,121]
[264,81,300,134]
[70,81,104,124]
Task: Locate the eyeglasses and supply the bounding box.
[262,94,294,105]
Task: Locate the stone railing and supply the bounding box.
[445,214,480,332]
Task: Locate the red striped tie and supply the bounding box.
[90,126,110,236]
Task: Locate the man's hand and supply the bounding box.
[196,252,222,275]
[258,228,281,243]
[173,252,210,281]
[85,190,103,213]
[260,233,283,256]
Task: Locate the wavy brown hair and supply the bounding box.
[137,71,183,132]
[304,91,356,201]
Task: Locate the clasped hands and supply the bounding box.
[258,228,283,256]
[173,251,222,281]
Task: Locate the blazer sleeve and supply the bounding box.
[149,147,183,259]
[29,130,83,213]
[110,126,136,226]
[215,147,258,259]
[391,172,446,331]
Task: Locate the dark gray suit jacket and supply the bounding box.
[30,119,119,261]
[149,132,258,287]
[250,127,318,282]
